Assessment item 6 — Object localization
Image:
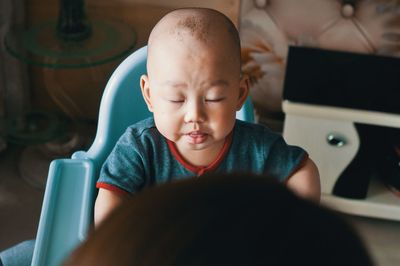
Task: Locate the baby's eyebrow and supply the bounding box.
[161,79,230,88]
[162,81,188,88]
[198,79,230,90]
[207,79,230,87]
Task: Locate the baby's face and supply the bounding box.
[141,34,248,157]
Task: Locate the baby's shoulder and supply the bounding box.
[121,117,161,144]
[232,120,283,151]
[126,117,156,136]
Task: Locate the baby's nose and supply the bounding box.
[184,100,206,123]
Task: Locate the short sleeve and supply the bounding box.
[97,129,146,195]
[264,134,307,182]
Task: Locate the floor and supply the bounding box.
[0,144,43,251]
[1,141,400,265]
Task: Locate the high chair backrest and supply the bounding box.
[73,46,151,168]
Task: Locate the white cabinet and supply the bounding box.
[283,101,400,221]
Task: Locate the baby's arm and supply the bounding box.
[94,189,129,227]
[286,158,321,203]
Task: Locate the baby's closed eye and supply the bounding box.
[168,99,185,103]
[205,97,225,102]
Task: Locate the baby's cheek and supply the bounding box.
[214,110,236,125]
[211,117,235,136]
[160,117,181,134]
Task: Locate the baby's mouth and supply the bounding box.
[186,131,208,144]
[188,131,205,136]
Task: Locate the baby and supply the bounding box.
[94,7,320,225]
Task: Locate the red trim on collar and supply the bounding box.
[167,131,233,176]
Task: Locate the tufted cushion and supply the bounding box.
[240,0,400,114]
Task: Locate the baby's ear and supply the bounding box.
[236,74,250,110]
[140,74,154,112]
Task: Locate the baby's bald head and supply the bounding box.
[139,9,249,149]
[147,8,241,75]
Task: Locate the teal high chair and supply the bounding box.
[31,46,255,266]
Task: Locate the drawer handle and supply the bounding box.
[327,134,346,147]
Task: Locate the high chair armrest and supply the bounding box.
[31,159,96,266]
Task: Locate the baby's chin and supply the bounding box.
[182,136,228,151]
[176,136,209,148]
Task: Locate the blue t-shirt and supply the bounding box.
[97,118,307,195]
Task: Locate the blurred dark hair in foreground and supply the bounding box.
[64,172,373,266]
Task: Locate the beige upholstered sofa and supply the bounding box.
[240,0,400,116]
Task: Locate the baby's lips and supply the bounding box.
[188,131,206,137]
